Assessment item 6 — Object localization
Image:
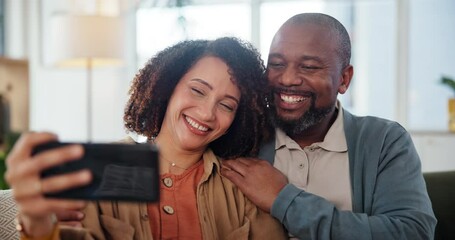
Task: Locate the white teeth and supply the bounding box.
[280,94,306,103]
[185,116,209,132]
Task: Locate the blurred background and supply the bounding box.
[0,0,454,188]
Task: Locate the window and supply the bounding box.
[135,0,455,132]
[0,0,4,56]
[408,0,455,131]
[136,2,250,66]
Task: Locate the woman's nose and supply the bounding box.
[198,102,216,122]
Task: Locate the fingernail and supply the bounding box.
[221,165,232,171]
[73,145,84,155]
[81,170,92,181]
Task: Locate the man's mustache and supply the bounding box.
[271,87,315,98]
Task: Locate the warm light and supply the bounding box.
[49,14,125,67]
[49,14,125,141]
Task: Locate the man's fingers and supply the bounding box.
[222,159,248,176]
[220,166,246,188]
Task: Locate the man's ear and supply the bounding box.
[338,65,353,94]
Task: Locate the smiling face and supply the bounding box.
[159,56,240,153]
[267,22,352,136]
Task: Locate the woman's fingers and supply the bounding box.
[19,197,87,217]
[42,169,92,194]
[32,144,84,173]
[6,144,85,200]
[5,134,83,184]
[55,209,85,222]
[11,179,43,200]
[10,168,91,200]
[45,198,88,212]
[5,132,91,236]
[6,132,58,165]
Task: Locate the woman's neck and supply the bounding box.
[153,135,204,174]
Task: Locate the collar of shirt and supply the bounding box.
[275,100,347,153]
[200,149,221,182]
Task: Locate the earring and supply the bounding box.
[150,133,158,143]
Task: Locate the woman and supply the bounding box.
[5,37,286,239]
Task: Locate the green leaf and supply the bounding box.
[441,76,455,95]
[0,152,7,189]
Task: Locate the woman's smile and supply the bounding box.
[184,114,211,135]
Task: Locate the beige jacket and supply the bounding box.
[35,149,286,240]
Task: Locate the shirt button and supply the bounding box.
[309,147,315,152]
[163,206,175,215]
[163,177,173,187]
[299,163,304,169]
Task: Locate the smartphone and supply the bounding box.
[32,141,159,202]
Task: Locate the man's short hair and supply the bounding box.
[287,13,351,68]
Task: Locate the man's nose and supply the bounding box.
[279,67,303,86]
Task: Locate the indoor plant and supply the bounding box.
[441,76,455,132]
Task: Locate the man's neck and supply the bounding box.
[289,108,339,148]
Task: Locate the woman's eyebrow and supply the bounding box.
[190,78,213,90]
[191,78,239,103]
[225,95,239,104]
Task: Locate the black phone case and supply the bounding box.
[32,142,159,202]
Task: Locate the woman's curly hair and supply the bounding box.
[124,37,269,158]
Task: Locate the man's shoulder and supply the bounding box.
[342,109,409,145]
[343,109,405,133]
[258,139,275,164]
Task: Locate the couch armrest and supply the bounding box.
[0,189,19,240]
[423,171,455,240]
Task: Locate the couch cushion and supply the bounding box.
[424,171,455,240]
[0,189,19,240]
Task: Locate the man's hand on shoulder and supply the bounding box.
[221,158,288,212]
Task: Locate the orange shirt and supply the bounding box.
[147,160,205,240]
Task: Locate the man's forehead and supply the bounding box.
[270,23,335,51]
[285,22,331,39]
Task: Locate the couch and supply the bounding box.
[0,189,19,240]
[423,171,455,240]
[0,171,453,239]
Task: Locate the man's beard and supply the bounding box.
[269,97,332,137]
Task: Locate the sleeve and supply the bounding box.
[20,224,59,240]
[20,224,94,240]
[244,196,288,240]
[270,128,437,240]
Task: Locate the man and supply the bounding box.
[221,13,436,239]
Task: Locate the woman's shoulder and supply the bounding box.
[203,151,244,195]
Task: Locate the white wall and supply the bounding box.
[353,0,396,120]
[4,0,27,59]
[4,1,454,171]
[26,0,134,142]
[411,132,455,173]
[408,0,455,131]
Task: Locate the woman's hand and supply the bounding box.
[4,132,92,237]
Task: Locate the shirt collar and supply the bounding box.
[319,101,347,152]
[275,100,347,152]
[200,149,220,182]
